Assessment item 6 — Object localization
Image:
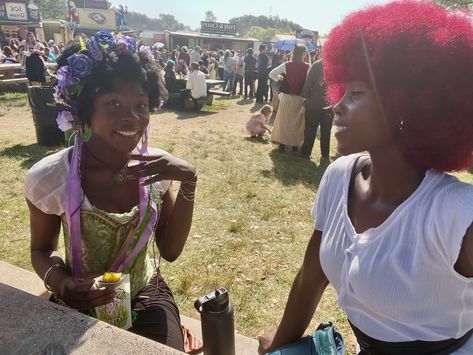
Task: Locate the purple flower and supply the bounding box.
[94,30,116,49]
[86,37,103,61]
[56,66,80,92]
[126,37,138,52]
[139,46,154,60]
[56,111,74,131]
[68,54,93,77]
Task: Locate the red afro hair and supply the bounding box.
[323,0,473,171]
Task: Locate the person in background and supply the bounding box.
[269,44,309,152]
[258,2,473,354]
[170,49,178,63]
[217,49,225,80]
[189,46,201,64]
[44,47,57,63]
[22,32,46,85]
[9,38,19,55]
[183,62,207,109]
[299,58,332,161]
[256,44,270,103]
[164,59,179,93]
[243,48,257,99]
[232,50,244,96]
[208,53,218,80]
[246,104,273,138]
[269,52,284,112]
[198,60,209,76]
[176,58,188,77]
[2,46,18,64]
[223,49,235,93]
[179,46,190,66]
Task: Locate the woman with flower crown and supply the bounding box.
[24,31,202,353]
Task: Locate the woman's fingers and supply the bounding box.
[140,174,162,186]
[87,289,116,307]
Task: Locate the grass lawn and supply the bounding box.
[0,92,471,353]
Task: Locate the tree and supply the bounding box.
[124,12,190,31]
[435,0,472,8]
[36,0,67,20]
[229,15,303,37]
[205,10,217,22]
[245,26,293,41]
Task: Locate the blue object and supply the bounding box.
[274,38,316,52]
[267,322,345,355]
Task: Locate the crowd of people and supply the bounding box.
[0,32,62,66]
[13,1,473,353]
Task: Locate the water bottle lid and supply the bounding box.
[194,287,230,313]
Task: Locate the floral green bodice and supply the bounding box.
[62,205,156,299]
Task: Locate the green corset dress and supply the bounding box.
[61,205,157,299]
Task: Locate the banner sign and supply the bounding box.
[84,0,108,9]
[0,1,40,23]
[5,2,27,21]
[201,21,236,36]
[77,8,115,29]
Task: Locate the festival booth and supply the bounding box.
[0,0,43,44]
[166,21,257,51]
[65,0,116,38]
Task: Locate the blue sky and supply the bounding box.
[109,0,390,35]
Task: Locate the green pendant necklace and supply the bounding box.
[84,145,129,184]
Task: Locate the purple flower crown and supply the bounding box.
[55,30,154,132]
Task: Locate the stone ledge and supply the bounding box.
[0,261,259,354]
[0,283,183,354]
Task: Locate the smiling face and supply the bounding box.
[89,82,150,154]
[332,81,395,156]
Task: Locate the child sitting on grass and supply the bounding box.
[246,104,273,138]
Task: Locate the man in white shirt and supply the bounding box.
[189,46,201,64]
[183,62,208,109]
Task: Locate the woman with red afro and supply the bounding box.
[258,1,473,354]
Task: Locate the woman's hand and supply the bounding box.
[126,153,196,186]
[58,273,115,310]
[258,329,277,355]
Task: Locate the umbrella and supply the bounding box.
[274,38,315,52]
[153,42,165,48]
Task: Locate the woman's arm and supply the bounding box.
[155,179,196,262]
[258,229,329,354]
[127,153,197,262]
[454,223,473,277]
[269,63,286,82]
[28,200,114,308]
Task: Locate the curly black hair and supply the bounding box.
[56,41,168,125]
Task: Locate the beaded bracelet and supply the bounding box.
[181,171,198,186]
[43,264,66,292]
[178,185,197,201]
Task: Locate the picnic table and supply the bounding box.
[175,77,224,89]
[0,63,56,86]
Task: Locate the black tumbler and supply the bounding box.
[195,287,235,355]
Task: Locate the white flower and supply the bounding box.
[53,86,71,108]
[56,111,74,132]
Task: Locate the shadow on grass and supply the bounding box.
[243,136,270,145]
[262,149,330,188]
[236,98,255,106]
[0,143,61,169]
[176,110,219,120]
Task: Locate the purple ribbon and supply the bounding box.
[65,137,84,275]
[66,128,159,276]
